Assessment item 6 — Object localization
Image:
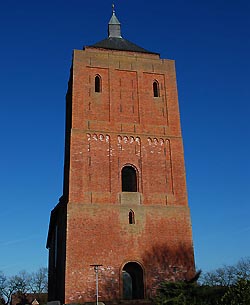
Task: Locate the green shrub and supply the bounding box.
[220,279,250,305]
[154,281,226,305]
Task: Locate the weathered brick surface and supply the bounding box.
[47,47,195,304]
[68,48,186,206]
[65,204,194,303]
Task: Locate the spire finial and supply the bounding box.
[108,3,122,38]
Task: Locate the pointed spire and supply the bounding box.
[108,4,122,38]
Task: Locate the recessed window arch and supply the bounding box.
[129,210,135,224]
[153,80,160,97]
[95,74,102,93]
[122,165,138,192]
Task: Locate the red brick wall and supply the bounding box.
[65,204,194,303]
[67,48,186,206]
[59,47,195,303]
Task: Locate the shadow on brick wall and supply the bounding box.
[142,243,195,297]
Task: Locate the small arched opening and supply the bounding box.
[122,262,144,300]
[129,210,135,224]
[153,80,160,97]
[122,165,137,192]
[95,75,102,92]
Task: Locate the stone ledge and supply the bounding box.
[118,192,142,205]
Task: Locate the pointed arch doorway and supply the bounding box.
[122,262,144,300]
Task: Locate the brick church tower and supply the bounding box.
[47,6,195,304]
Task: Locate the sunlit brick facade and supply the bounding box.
[47,8,195,304]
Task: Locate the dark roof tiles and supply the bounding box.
[90,37,157,54]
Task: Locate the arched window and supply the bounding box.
[122,165,137,192]
[95,75,101,92]
[122,262,144,299]
[129,210,135,224]
[153,80,160,97]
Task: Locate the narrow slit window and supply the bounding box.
[153,80,160,97]
[95,75,101,92]
[129,210,135,224]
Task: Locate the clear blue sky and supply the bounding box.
[0,0,249,276]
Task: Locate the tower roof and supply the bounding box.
[108,4,122,38]
[89,5,158,55]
